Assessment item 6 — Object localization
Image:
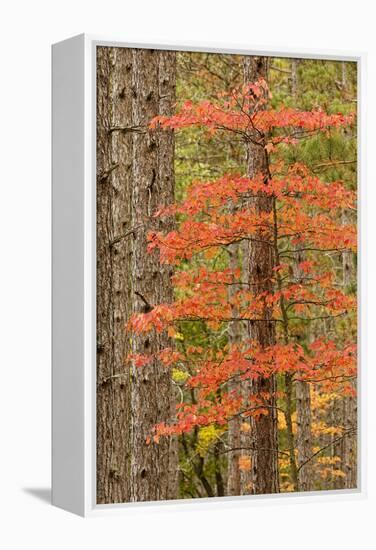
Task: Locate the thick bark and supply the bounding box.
[96,47,133,504]
[129,49,178,502]
[244,57,279,494]
[97,47,178,504]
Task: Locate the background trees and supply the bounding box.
[97,48,357,501]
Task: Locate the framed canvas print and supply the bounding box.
[52,35,365,516]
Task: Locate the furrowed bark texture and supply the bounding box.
[97,47,133,504]
[97,47,178,504]
[129,49,178,502]
[244,56,280,494]
[227,241,251,495]
[341,208,357,489]
[338,395,357,488]
[294,249,313,492]
[296,380,313,490]
[333,209,357,489]
[291,59,299,100]
[226,243,242,496]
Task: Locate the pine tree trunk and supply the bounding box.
[244,57,279,494]
[342,208,357,489]
[333,209,357,489]
[227,243,242,496]
[294,249,313,492]
[291,59,299,100]
[129,49,179,502]
[227,240,252,495]
[342,395,357,488]
[296,380,313,490]
[97,47,178,504]
[96,47,133,504]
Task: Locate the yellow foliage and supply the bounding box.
[311,421,343,438]
[278,410,287,430]
[317,466,346,480]
[277,410,297,434]
[332,469,346,478]
[172,368,189,384]
[317,455,341,466]
[196,425,224,457]
[311,389,340,414]
[292,412,297,435]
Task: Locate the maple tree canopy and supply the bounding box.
[127,80,357,442]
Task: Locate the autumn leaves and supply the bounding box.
[124,78,357,494]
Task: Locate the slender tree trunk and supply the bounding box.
[296,380,313,491]
[291,59,299,100]
[330,65,357,489]
[272,198,299,492]
[227,241,252,495]
[341,61,347,92]
[129,49,178,502]
[333,209,357,489]
[227,243,243,496]
[341,396,357,488]
[244,56,279,494]
[96,47,133,504]
[294,249,313,492]
[287,58,313,492]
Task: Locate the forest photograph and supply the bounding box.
[96,47,358,504]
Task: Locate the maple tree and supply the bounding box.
[126,67,357,495]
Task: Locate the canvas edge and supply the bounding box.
[52,33,86,517]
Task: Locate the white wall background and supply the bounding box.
[0,0,374,548]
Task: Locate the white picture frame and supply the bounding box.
[52,34,366,517]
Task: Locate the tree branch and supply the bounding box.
[297,428,357,472]
[110,224,144,247]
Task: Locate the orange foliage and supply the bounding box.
[127,79,357,443]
